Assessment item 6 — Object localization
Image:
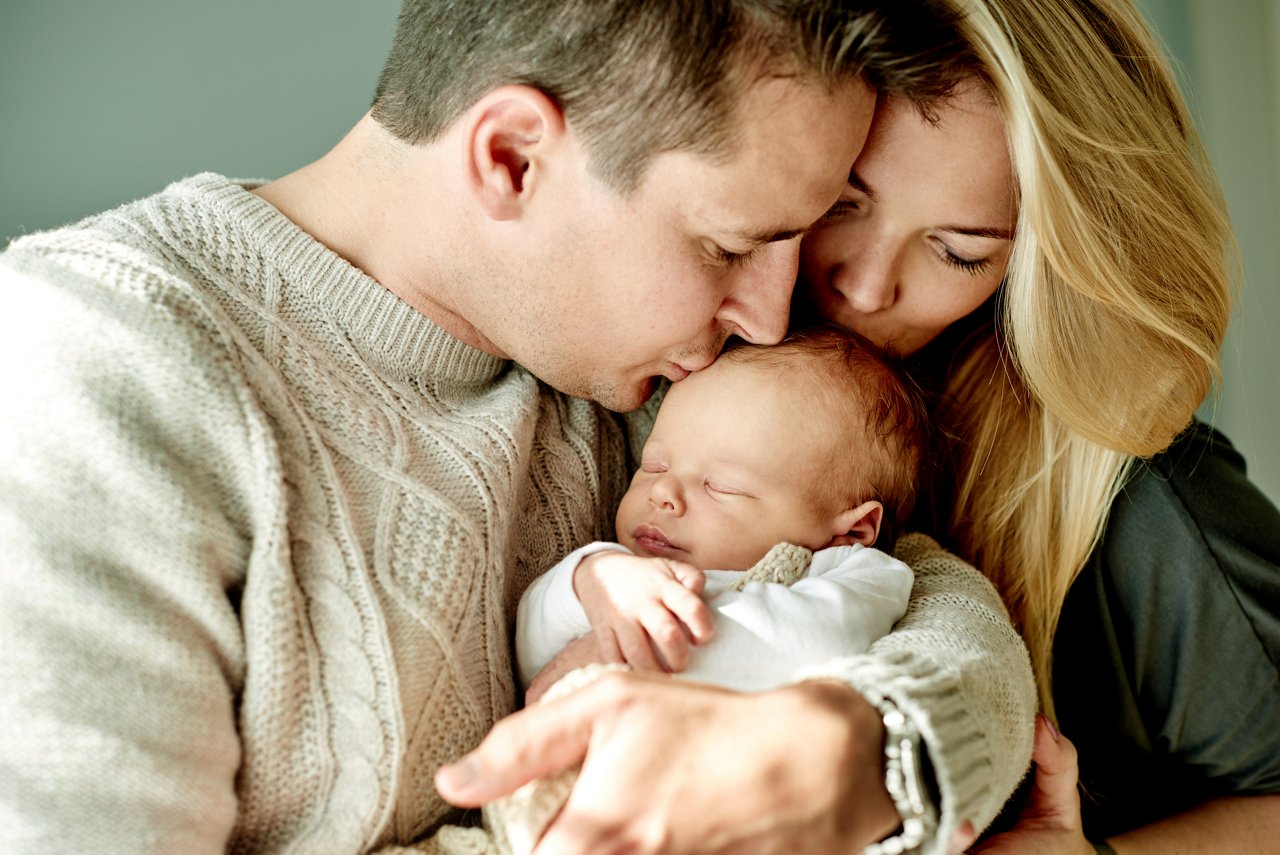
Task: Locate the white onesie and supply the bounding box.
[516,541,914,691]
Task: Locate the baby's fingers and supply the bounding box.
[639,604,693,672]
[614,619,663,673]
[593,627,626,665]
[661,584,715,645]
[667,561,706,596]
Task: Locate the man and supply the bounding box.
[0,2,1034,852]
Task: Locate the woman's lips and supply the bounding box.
[632,524,683,557]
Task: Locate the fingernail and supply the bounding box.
[436,756,480,792]
[1039,713,1061,743]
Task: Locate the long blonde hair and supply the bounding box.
[935,0,1235,715]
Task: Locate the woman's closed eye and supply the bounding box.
[931,237,994,276]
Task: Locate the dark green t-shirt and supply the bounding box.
[1053,422,1280,838]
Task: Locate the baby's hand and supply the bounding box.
[573,552,715,673]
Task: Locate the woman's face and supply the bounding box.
[798,84,1016,356]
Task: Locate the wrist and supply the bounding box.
[792,680,900,846]
[844,687,937,855]
[571,552,601,601]
[568,543,632,602]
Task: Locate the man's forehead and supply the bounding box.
[637,77,872,236]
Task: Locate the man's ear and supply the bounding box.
[823,500,883,549]
[461,85,566,221]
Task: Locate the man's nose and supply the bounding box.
[716,239,800,345]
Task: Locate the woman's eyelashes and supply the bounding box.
[931,238,994,276]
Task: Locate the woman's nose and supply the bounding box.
[833,250,898,313]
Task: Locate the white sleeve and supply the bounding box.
[514,542,632,688]
[677,545,912,692]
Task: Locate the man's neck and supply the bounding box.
[252,115,507,358]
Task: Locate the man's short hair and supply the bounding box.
[723,325,932,549]
[371,0,964,192]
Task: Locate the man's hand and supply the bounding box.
[573,551,714,673]
[436,671,899,854]
[970,715,1093,855]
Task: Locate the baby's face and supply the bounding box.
[615,357,853,571]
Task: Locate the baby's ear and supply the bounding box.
[824,500,883,548]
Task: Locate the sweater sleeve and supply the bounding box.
[798,534,1037,852]
[0,251,270,852]
[680,545,912,692]
[514,542,631,688]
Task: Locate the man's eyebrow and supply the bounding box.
[725,225,809,246]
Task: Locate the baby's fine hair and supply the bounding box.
[722,325,931,548]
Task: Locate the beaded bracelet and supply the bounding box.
[861,700,936,855]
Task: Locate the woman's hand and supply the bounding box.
[573,551,713,673]
[970,715,1093,855]
[437,672,899,853]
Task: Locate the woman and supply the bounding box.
[796,0,1280,849]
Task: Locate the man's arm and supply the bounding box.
[440,534,1037,853]
[0,257,260,851]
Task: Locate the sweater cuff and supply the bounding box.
[797,655,992,855]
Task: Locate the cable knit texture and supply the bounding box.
[0,175,1035,853]
[0,175,628,853]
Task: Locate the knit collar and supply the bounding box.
[170,173,506,386]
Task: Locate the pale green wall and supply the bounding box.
[1139,0,1280,506]
[3,1,1276,505]
[0,1,399,238]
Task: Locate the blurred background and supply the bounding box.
[2,0,1276,506]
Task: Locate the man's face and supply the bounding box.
[614,357,853,571]
[495,76,875,411]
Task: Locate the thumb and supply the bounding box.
[435,680,603,806]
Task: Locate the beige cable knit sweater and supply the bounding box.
[0,174,1035,854]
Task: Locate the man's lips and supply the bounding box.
[663,354,716,383]
[632,524,683,557]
